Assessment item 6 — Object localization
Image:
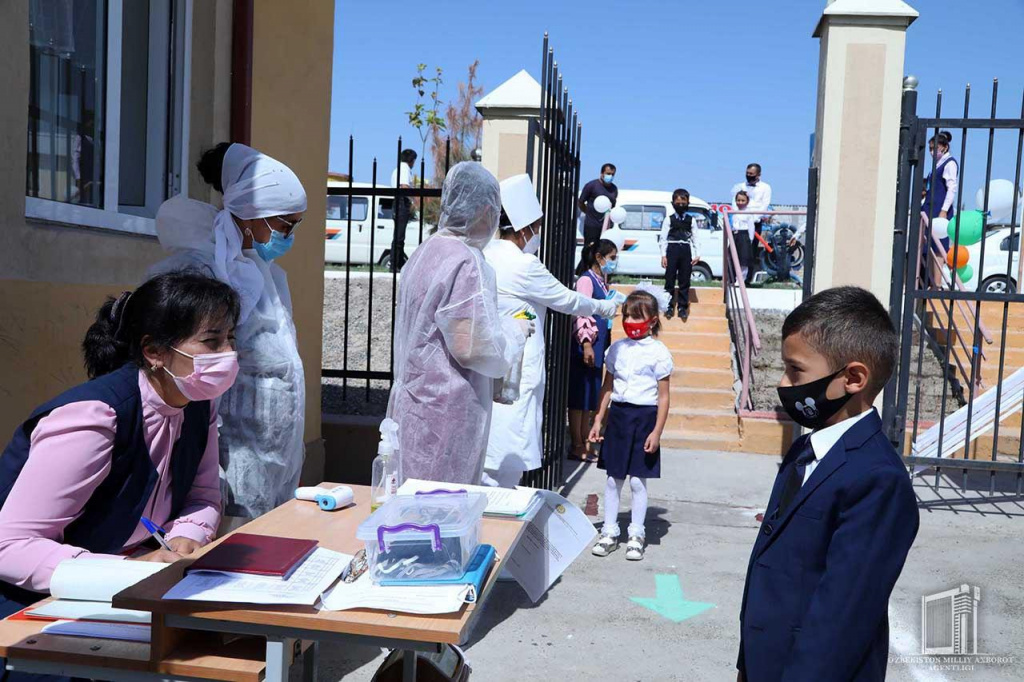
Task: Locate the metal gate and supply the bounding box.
[884,77,1024,491]
[521,33,582,490]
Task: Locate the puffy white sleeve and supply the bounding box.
[654,344,674,380]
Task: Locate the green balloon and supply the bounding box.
[951,211,984,246]
[957,264,974,283]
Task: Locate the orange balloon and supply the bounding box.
[946,245,969,270]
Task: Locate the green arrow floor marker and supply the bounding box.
[631,574,715,623]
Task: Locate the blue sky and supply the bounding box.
[331,0,1024,204]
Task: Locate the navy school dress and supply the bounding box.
[598,402,661,479]
[568,270,610,411]
[922,154,958,251]
[0,364,208,682]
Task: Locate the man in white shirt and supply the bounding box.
[390,149,417,272]
[732,163,772,283]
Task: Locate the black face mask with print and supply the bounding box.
[776,367,853,430]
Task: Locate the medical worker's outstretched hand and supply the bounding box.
[517,318,536,338]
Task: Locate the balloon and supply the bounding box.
[975,179,1020,223]
[950,211,984,246]
[931,217,949,240]
[956,264,974,283]
[609,206,627,225]
[602,225,626,251]
[946,245,970,270]
[593,195,612,214]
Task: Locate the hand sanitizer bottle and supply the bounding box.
[371,418,402,511]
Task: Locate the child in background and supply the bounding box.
[588,290,672,561]
[568,239,620,462]
[731,190,756,282]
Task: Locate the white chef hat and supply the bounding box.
[499,174,543,231]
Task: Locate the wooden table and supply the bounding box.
[115,483,527,682]
[0,612,274,681]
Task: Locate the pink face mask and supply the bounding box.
[164,348,240,401]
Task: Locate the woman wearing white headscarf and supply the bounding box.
[149,143,307,517]
[387,162,532,484]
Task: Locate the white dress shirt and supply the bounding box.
[391,162,412,188]
[729,206,757,239]
[732,179,773,218]
[804,408,875,484]
[657,212,701,258]
[935,152,959,212]
[606,336,674,406]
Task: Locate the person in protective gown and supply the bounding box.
[386,162,531,484]
[149,143,307,517]
[482,174,620,487]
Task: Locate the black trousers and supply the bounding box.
[391,197,412,272]
[665,243,692,307]
[734,231,752,271]
[747,221,764,282]
[583,217,604,248]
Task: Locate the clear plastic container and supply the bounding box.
[356,490,487,583]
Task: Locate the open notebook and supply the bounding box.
[12,558,168,642]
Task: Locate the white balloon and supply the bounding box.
[975,179,1020,223]
[609,206,628,225]
[603,225,626,251]
[931,217,949,240]
[593,195,612,214]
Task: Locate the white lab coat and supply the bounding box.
[483,239,618,477]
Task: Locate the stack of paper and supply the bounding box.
[321,575,473,615]
[397,479,539,517]
[163,547,349,605]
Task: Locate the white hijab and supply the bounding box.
[210,144,307,323]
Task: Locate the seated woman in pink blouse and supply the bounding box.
[0,271,239,623]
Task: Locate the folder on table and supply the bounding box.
[187,533,317,579]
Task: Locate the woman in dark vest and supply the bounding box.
[922,130,959,249]
[0,272,239,638]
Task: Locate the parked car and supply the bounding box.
[967,227,1020,293]
[573,190,722,279]
[324,180,432,267]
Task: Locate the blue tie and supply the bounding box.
[775,440,817,518]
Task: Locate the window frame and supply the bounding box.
[327,195,369,222]
[24,0,193,237]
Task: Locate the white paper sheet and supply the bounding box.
[27,600,151,624]
[504,490,597,603]
[50,558,168,602]
[42,620,151,643]
[162,548,349,605]
[321,574,472,614]
[398,479,538,517]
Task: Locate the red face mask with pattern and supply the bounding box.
[622,319,655,340]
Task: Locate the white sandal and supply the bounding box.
[592,534,619,557]
[625,535,646,561]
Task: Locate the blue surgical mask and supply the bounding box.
[603,174,615,184]
[252,222,295,262]
[601,258,618,274]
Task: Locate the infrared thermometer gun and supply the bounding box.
[294,485,355,511]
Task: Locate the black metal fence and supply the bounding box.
[884,78,1024,493]
[520,34,583,490]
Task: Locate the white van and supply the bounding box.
[574,190,723,279]
[324,180,431,267]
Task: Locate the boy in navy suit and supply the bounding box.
[737,287,919,682]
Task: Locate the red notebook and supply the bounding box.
[187,534,317,579]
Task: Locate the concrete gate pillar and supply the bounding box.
[475,69,541,182]
[810,0,918,304]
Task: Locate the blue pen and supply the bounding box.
[141,517,173,551]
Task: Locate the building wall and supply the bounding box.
[250,0,335,446]
[0,0,334,456]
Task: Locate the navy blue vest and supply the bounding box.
[0,364,209,565]
[922,155,957,220]
[667,213,693,243]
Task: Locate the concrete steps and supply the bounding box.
[670,387,736,411]
[673,367,734,390]
[666,408,738,434]
[671,349,732,369]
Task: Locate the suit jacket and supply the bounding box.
[737,410,919,682]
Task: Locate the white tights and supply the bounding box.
[602,475,648,539]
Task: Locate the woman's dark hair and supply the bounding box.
[576,238,618,277]
[623,290,661,337]
[83,270,241,379]
[930,130,953,148]
[196,142,232,193]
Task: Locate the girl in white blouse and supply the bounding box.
[588,290,673,561]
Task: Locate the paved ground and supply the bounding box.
[296,450,1024,681]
